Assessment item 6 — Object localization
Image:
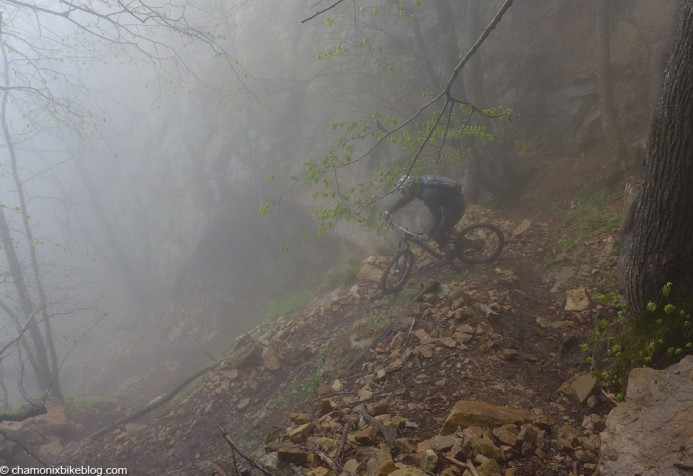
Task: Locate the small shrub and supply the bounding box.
[365,314,391,333]
[582,284,692,399]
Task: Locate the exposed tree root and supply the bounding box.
[89,362,218,440]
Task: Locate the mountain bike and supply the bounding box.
[380,220,505,294]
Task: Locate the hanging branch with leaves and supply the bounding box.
[267,0,516,236]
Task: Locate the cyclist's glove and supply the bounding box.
[421,233,431,241]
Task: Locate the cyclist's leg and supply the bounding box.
[435,200,463,259]
[449,197,482,250]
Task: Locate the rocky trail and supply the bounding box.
[1,155,690,475]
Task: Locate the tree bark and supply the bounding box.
[623,0,693,313]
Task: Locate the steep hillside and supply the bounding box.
[0,153,633,475]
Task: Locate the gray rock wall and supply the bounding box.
[598,356,693,475]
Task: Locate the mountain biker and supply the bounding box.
[384,174,467,258]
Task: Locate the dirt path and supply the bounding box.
[41,153,628,474]
[45,204,617,475]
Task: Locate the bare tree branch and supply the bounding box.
[306,0,516,179]
[302,0,348,24]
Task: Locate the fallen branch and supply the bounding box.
[229,439,240,476]
[354,404,397,451]
[296,445,343,473]
[401,315,417,350]
[601,388,620,406]
[437,452,480,476]
[336,417,355,463]
[220,427,275,476]
[0,404,47,422]
[89,362,218,440]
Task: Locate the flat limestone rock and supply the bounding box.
[441,400,534,435]
[565,288,590,311]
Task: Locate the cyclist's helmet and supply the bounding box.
[397,175,415,194]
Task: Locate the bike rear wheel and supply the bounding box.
[381,249,415,294]
[454,223,505,264]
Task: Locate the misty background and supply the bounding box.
[0,0,674,403]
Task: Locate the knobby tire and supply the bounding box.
[381,249,415,294]
[455,223,505,264]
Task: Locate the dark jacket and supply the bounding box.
[387,175,463,237]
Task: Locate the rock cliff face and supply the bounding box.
[120,0,677,294]
[479,0,675,153]
[598,355,693,475]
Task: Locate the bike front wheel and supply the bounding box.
[454,223,505,264]
[381,249,415,294]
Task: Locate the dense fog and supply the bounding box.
[0,0,675,405]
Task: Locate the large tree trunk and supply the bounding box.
[623,0,693,313]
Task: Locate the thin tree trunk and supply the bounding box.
[623,0,693,313]
[435,0,465,97]
[0,361,9,412]
[465,0,485,107]
[74,159,150,303]
[0,23,62,399]
[596,0,627,164]
[461,0,484,203]
[412,16,442,90]
[0,208,52,393]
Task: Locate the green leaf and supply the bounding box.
[662,282,673,298]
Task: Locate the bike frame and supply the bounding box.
[390,222,445,260]
[382,220,505,294]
